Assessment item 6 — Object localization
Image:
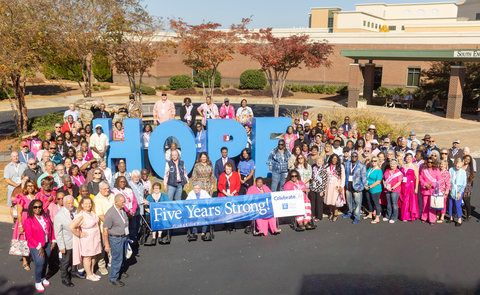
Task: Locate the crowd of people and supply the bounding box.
[3,94,477,291]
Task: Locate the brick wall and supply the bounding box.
[113,44,479,89]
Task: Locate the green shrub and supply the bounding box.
[196,70,221,88]
[291,84,300,92]
[239,69,267,90]
[337,85,348,95]
[265,85,271,90]
[284,84,291,90]
[17,112,65,147]
[132,85,156,95]
[233,84,240,89]
[92,54,112,82]
[92,86,100,91]
[0,85,14,101]
[224,84,230,88]
[326,85,337,95]
[100,84,111,90]
[313,84,326,94]
[376,86,390,97]
[300,85,310,93]
[169,74,193,90]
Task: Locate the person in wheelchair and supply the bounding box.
[186,182,214,242]
[145,182,169,245]
[284,170,313,231]
[246,177,279,236]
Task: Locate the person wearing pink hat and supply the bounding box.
[299,111,311,127]
[368,125,379,140]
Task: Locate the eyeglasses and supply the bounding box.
[294,119,299,121]
[28,163,36,166]
[371,160,378,162]
[94,172,101,175]
[57,139,63,141]
[33,206,42,209]
[26,185,34,188]
[441,153,448,155]
[161,94,167,97]
[427,161,433,164]
[365,150,371,152]
[72,141,78,143]
[55,126,61,128]
[291,175,298,178]
[358,140,364,143]
[49,147,56,150]
[278,144,285,146]
[56,197,64,200]
[351,155,358,158]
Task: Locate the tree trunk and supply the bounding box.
[3,85,19,130]
[11,73,28,132]
[85,53,93,97]
[138,71,143,108]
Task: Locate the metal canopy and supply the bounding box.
[341,49,480,62]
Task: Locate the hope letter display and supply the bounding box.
[149,190,305,230]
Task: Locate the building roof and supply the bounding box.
[341,49,480,62]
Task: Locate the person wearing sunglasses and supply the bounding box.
[23,200,56,292]
[53,123,63,139]
[382,159,403,223]
[88,168,104,196]
[364,155,384,224]
[48,144,62,165]
[25,158,42,183]
[154,91,176,126]
[284,170,312,230]
[439,148,453,169]
[267,140,291,192]
[48,191,65,222]
[447,158,467,227]
[312,113,326,132]
[419,156,441,225]
[343,151,367,224]
[426,137,440,156]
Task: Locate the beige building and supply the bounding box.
[309,0,480,33]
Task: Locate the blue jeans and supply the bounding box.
[167,183,183,201]
[366,191,381,217]
[386,192,400,221]
[192,226,207,234]
[30,242,52,283]
[129,214,141,244]
[271,171,287,192]
[108,235,126,282]
[448,194,463,219]
[346,190,362,221]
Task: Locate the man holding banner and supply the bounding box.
[185,182,214,241]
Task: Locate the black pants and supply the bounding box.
[144,149,152,175]
[239,175,254,195]
[60,249,73,281]
[308,191,324,220]
[418,192,423,217]
[463,192,472,217]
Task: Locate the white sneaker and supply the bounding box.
[99,266,109,275]
[389,220,396,224]
[42,278,50,287]
[382,217,389,221]
[35,282,45,292]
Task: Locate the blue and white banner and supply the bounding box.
[149,190,305,230]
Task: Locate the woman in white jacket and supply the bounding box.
[186,182,213,241]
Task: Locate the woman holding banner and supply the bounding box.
[284,170,312,230]
[186,182,213,241]
[324,154,345,222]
[247,178,279,236]
[217,162,241,231]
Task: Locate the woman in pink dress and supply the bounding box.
[69,165,86,187]
[284,170,312,230]
[35,177,56,211]
[69,197,102,281]
[419,156,442,225]
[399,153,419,221]
[247,178,279,236]
[324,154,345,222]
[113,121,125,141]
[437,160,451,223]
[12,180,39,271]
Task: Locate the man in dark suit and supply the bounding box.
[214,147,236,180]
[91,101,115,119]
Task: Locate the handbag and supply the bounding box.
[430,182,444,211]
[9,234,30,256]
[125,239,133,259]
[335,193,345,208]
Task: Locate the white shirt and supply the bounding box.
[299,119,312,127]
[89,133,110,158]
[63,109,81,121]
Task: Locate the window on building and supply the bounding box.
[416,10,425,17]
[328,17,334,27]
[368,21,370,27]
[174,50,178,55]
[407,68,421,87]
[329,28,333,33]
[363,20,366,26]
[476,13,480,20]
[375,24,378,29]
[401,25,405,30]
[430,9,439,17]
[388,26,396,31]
[403,10,411,17]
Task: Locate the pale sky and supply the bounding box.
[143,0,457,29]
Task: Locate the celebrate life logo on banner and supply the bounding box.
[148,190,305,231]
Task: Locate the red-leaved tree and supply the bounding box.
[170,18,250,100]
[239,28,334,117]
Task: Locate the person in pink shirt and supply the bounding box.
[382,159,403,223]
[197,96,219,129]
[419,156,442,225]
[47,191,64,222]
[153,91,176,125]
[247,178,279,236]
[22,130,43,158]
[219,97,235,119]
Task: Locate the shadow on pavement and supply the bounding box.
[298,273,478,295]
